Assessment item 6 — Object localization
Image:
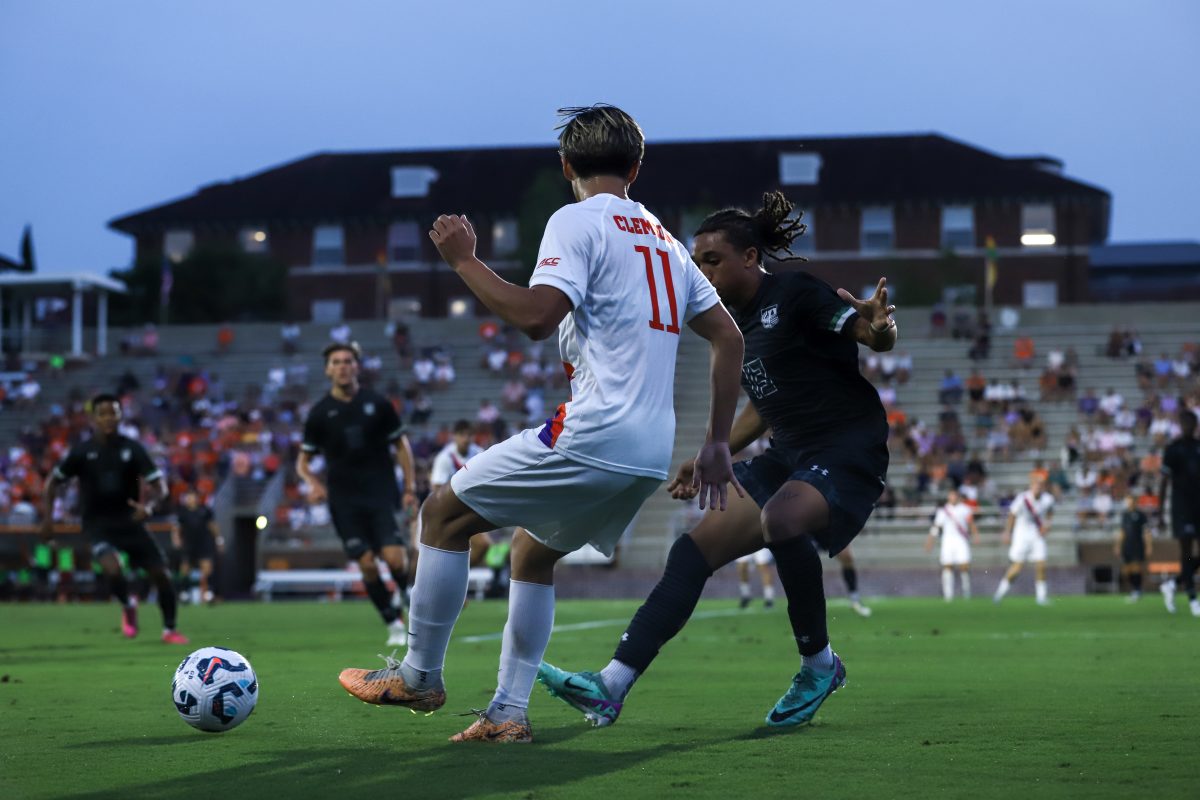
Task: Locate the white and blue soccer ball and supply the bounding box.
[172,646,259,732]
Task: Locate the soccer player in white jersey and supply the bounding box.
[736,549,775,609]
[925,487,980,600]
[994,474,1055,605]
[337,105,745,743]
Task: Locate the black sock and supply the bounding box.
[108,572,131,607]
[1130,572,1143,593]
[842,565,858,595]
[365,576,399,624]
[612,534,712,673]
[768,535,828,657]
[154,574,178,630]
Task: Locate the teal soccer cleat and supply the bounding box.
[765,654,846,727]
[536,662,623,727]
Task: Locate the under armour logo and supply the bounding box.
[620,632,629,642]
[798,635,810,644]
[810,465,829,477]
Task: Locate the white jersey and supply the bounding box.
[1010,490,1054,538]
[933,502,974,544]
[430,442,483,487]
[529,194,719,479]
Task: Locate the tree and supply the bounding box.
[109,245,288,325]
[19,225,35,272]
[514,168,573,284]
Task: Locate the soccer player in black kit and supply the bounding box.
[172,489,221,604]
[39,394,189,644]
[1157,408,1200,616]
[298,342,417,646]
[1113,494,1152,603]
[540,191,896,728]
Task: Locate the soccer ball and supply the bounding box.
[172,646,259,732]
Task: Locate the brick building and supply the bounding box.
[109,133,1111,319]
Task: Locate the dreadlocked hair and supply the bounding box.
[694,191,808,263]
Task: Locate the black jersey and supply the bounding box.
[53,435,162,523]
[1162,435,1200,523]
[1119,509,1149,545]
[177,506,214,545]
[730,271,886,448]
[302,388,404,504]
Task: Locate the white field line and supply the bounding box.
[457,607,747,644]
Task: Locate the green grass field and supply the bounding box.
[2,595,1198,799]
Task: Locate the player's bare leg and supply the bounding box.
[994,561,1024,603]
[756,561,776,608]
[736,560,753,608]
[197,557,214,604]
[338,486,493,711]
[1033,561,1049,605]
[958,564,972,599]
[379,544,409,645]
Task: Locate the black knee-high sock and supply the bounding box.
[364,576,399,624]
[612,535,712,672]
[842,565,858,595]
[1130,572,1143,593]
[154,574,178,630]
[107,571,131,607]
[1182,549,1198,600]
[768,535,828,657]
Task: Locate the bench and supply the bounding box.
[1077,540,1181,593]
[254,567,495,601]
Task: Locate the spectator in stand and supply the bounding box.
[951,308,973,340]
[929,303,947,337]
[410,391,433,427]
[485,346,507,374]
[412,352,435,387]
[216,324,235,355]
[1154,353,1173,388]
[877,383,897,408]
[501,379,527,414]
[389,321,412,366]
[1106,327,1125,359]
[1171,353,1192,383]
[1099,388,1124,422]
[140,324,159,356]
[519,358,544,388]
[860,352,880,382]
[1126,329,1143,357]
[938,370,964,405]
[330,323,351,344]
[476,399,500,425]
[1078,388,1100,421]
[879,351,898,384]
[986,422,1010,460]
[895,350,913,384]
[434,356,456,390]
[17,376,41,408]
[524,388,546,426]
[1013,335,1035,368]
[1046,347,1065,371]
[968,330,991,361]
[478,320,500,343]
[966,369,987,412]
[281,322,301,355]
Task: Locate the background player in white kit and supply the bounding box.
[994,474,1055,605]
[735,549,775,609]
[337,105,745,743]
[925,487,980,600]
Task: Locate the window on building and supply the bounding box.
[1020,203,1056,246]
[240,228,269,254]
[388,221,421,262]
[492,218,518,256]
[779,153,822,186]
[311,299,344,323]
[860,206,894,251]
[791,209,815,254]
[390,166,439,198]
[312,225,345,266]
[940,206,975,250]
[163,230,194,263]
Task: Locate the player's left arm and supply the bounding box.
[394,434,417,511]
[131,444,167,522]
[969,512,981,544]
[839,278,898,353]
[429,214,572,340]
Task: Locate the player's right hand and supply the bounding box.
[666,461,698,501]
[429,214,478,269]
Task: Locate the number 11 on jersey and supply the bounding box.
[636,245,680,335]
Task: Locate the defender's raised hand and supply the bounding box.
[429,214,478,269]
[837,277,896,331]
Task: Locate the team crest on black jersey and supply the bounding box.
[760,305,779,330]
[363,402,375,416]
[120,448,131,462]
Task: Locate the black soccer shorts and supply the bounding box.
[87,520,166,571]
[328,497,406,559]
[733,429,889,557]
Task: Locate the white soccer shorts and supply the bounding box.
[939,537,971,566]
[736,548,774,566]
[450,428,660,557]
[1008,529,1048,563]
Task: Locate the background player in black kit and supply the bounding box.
[298,342,417,646]
[1113,494,1152,603]
[1157,408,1200,616]
[172,488,221,605]
[540,191,896,728]
[39,394,189,644]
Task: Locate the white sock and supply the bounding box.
[599,659,639,701]
[941,568,954,601]
[995,578,1011,600]
[960,571,972,599]
[488,580,555,721]
[1036,580,1048,603]
[763,584,776,602]
[803,644,835,675]
[400,544,469,688]
[738,581,751,599]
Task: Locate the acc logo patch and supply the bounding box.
[760,304,779,330]
[537,257,561,268]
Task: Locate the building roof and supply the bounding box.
[0,272,127,293]
[0,253,21,272]
[1089,242,1200,270]
[110,133,1110,234]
